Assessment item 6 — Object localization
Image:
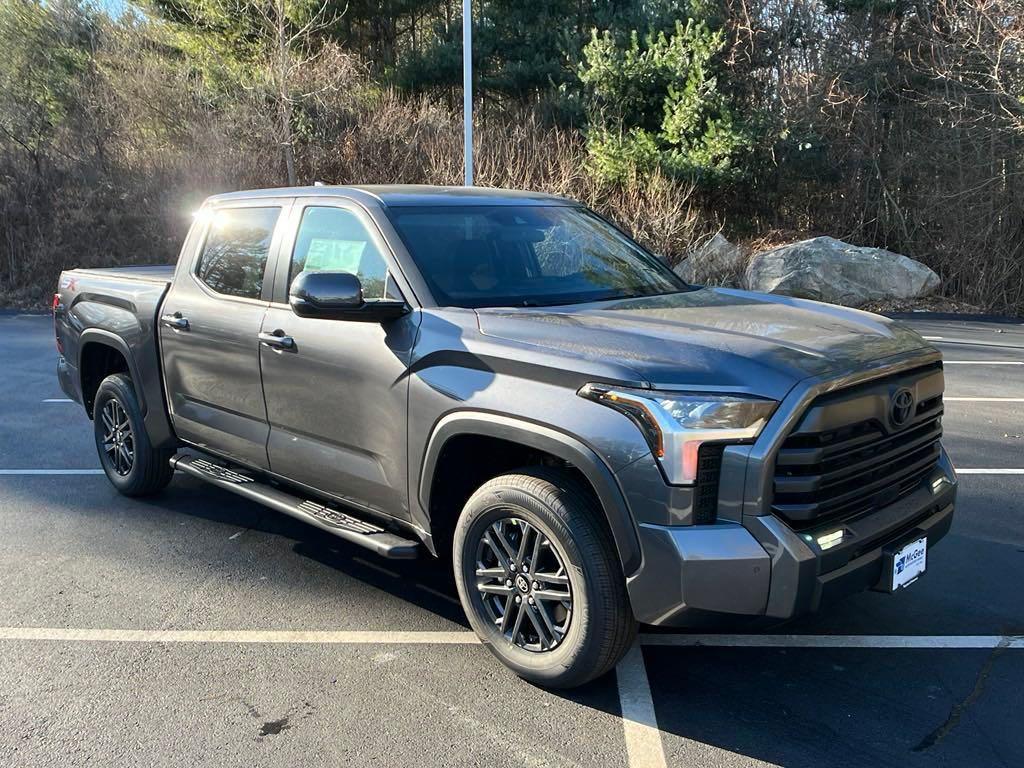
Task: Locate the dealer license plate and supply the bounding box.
[892,536,927,590]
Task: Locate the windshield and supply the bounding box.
[386,205,687,308]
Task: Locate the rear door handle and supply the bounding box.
[258,331,295,350]
[160,313,189,331]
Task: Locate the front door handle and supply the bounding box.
[160,312,189,331]
[258,330,295,350]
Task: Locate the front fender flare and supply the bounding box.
[419,412,642,576]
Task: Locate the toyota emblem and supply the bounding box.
[890,388,915,428]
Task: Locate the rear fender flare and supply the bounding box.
[78,329,147,415]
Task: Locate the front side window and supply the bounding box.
[386,205,685,308]
[290,206,390,299]
[195,207,281,299]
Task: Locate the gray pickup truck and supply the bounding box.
[54,185,956,687]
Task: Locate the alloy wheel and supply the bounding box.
[474,517,573,652]
[101,398,134,476]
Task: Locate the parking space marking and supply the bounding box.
[0,628,480,644]
[926,337,1024,349]
[945,397,1024,402]
[1,628,1021,649]
[42,398,73,402]
[0,469,105,475]
[955,469,1024,475]
[616,643,668,768]
[640,634,1024,649]
[944,360,1023,365]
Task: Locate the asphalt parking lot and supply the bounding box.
[1,312,1021,768]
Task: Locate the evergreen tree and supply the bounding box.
[579,16,755,186]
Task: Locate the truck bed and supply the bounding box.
[55,265,176,447]
[65,265,175,284]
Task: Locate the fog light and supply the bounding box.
[816,529,845,550]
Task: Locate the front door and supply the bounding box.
[259,201,420,518]
[160,201,290,469]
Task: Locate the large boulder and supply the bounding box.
[674,233,746,286]
[744,236,940,307]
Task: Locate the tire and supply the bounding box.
[93,373,175,497]
[453,468,637,688]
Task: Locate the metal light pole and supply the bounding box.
[462,0,473,186]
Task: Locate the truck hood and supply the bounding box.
[474,287,932,399]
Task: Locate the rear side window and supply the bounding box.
[290,206,390,300]
[195,207,281,299]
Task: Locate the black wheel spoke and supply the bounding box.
[510,599,527,642]
[478,583,513,596]
[100,399,134,477]
[497,595,514,633]
[524,602,551,650]
[533,570,569,586]
[534,588,571,603]
[532,597,560,642]
[515,522,534,565]
[490,523,519,562]
[528,532,543,577]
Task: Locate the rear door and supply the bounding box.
[159,198,292,469]
[259,199,420,518]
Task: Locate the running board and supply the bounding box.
[170,454,419,559]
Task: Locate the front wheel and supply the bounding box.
[93,373,175,497]
[453,469,636,688]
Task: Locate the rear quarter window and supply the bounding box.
[195,207,281,299]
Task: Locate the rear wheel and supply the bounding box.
[93,373,174,497]
[453,469,636,688]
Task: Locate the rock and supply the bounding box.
[744,236,939,307]
[674,233,746,285]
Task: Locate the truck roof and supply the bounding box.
[205,184,575,208]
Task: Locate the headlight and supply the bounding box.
[578,384,777,485]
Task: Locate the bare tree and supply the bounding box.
[252,0,347,186]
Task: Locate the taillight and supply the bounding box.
[53,293,64,354]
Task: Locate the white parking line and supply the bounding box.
[617,643,668,768]
[926,336,1024,350]
[0,469,105,475]
[640,634,1024,649]
[0,627,479,644]
[42,398,73,403]
[945,397,1024,402]
[956,469,1024,475]
[944,360,1023,365]
[1,627,1020,649]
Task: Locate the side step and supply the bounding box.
[170,454,419,559]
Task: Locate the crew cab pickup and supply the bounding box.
[54,185,957,687]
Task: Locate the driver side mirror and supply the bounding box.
[289,271,408,322]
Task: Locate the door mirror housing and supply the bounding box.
[289,271,408,322]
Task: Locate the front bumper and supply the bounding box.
[625,450,958,627]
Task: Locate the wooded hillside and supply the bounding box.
[1,0,1021,313]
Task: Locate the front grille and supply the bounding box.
[772,369,944,530]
